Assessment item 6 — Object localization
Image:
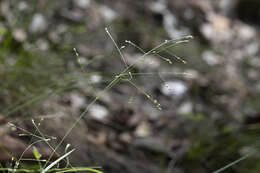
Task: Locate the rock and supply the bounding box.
[140,103,161,120]
[178,102,193,114]
[201,14,231,41]
[208,13,230,32]
[59,9,84,22]
[73,0,90,9]
[100,6,117,23]
[132,137,168,154]
[163,11,189,39]
[90,74,102,84]
[245,42,258,55]
[87,132,107,145]
[18,1,29,11]
[56,24,68,34]
[161,80,188,99]
[119,132,132,143]
[218,0,237,15]
[48,24,68,44]
[70,93,86,112]
[89,104,109,120]
[13,28,27,42]
[200,23,214,39]
[128,112,144,127]
[77,56,88,65]
[149,1,166,13]
[236,24,256,41]
[48,31,61,44]
[36,39,49,51]
[134,121,151,137]
[202,50,219,66]
[30,14,48,34]
[247,69,258,81]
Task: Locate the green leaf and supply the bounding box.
[33,147,42,160]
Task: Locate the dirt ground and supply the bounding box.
[0,0,260,172]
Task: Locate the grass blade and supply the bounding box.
[213,152,252,173]
[41,149,75,173]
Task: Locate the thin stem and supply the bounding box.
[105,28,128,68]
[43,76,120,168]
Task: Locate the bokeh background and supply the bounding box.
[0,0,260,172]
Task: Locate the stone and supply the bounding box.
[90,74,102,84]
[135,121,151,137]
[36,39,49,51]
[100,6,117,23]
[13,28,27,42]
[202,50,219,66]
[89,104,109,120]
[30,14,48,34]
[70,93,86,112]
[178,102,193,114]
[18,1,29,11]
[73,0,90,9]
[161,80,188,98]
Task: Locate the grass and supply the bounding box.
[0,27,193,172]
[41,28,193,170]
[0,26,257,173]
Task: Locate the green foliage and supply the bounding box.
[0,30,71,118]
[33,147,42,160]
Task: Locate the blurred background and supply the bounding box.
[0,0,260,172]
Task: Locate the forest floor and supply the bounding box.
[0,0,260,173]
